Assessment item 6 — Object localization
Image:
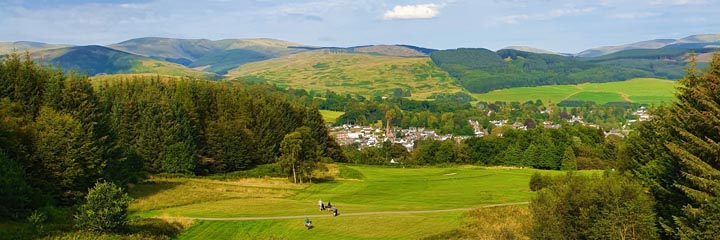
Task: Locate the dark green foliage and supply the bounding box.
[529,172,545,192]
[161,142,195,175]
[530,173,657,240]
[34,107,103,204]
[0,151,33,219]
[278,127,320,183]
[0,54,348,215]
[560,146,577,171]
[623,54,720,238]
[431,48,650,93]
[48,46,136,76]
[75,182,132,233]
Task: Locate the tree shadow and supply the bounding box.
[127,179,182,200]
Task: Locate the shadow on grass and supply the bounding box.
[124,217,186,238]
[127,180,182,200]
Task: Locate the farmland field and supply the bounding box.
[129,165,596,239]
[320,110,345,124]
[472,78,678,105]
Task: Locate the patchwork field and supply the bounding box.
[472,78,678,105]
[320,110,345,124]
[129,165,594,239]
[225,51,468,100]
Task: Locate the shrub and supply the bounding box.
[529,172,545,192]
[530,174,656,239]
[75,182,132,233]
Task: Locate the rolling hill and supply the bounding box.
[226,50,466,99]
[289,44,434,57]
[472,78,677,105]
[582,48,717,79]
[0,41,71,55]
[576,34,720,57]
[501,46,559,55]
[108,37,305,74]
[29,45,213,78]
[430,48,651,93]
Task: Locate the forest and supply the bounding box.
[0,53,345,217]
[430,48,708,93]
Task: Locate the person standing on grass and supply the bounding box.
[305,217,312,229]
[318,199,324,211]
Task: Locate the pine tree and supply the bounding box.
[665,54,720,238]
[34,107,103,204]
[560,146,577,171]
[627,53,720,238]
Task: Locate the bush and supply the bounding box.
[529,172,545,192]
[75,182,132,233]
[530,173,656,240]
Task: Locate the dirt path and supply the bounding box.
[618,92,633,102]
[172,202,529,221]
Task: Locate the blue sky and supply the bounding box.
[1,0,718,53]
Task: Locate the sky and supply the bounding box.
[0,0,718,53]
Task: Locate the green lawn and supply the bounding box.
[178,212,464,240]
[130,165,593,239]
[472,78,678,105]
[320,110,345,124]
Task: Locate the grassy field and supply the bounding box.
[225,51,468,100]
[320,110,345,124]
[472,78,678,105]
[129,165,592,239]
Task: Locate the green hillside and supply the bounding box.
[226,51,467,100]
[582,48,716,79]
[29,45,213,78]
[431,48,650,93]
[472,78,677,105]
[108,37,305,74]
[0,41,71,55]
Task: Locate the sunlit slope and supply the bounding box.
[472,78,677,105]
[226,51,466,99]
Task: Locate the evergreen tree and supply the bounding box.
[34,107,103,204]
[626,54,720,238]
[665,54,720,238]
[0,151,33,219]
[560,146,577,171]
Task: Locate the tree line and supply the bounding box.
[342,125,614,170]
[529,54,720,239]
[0,53,345,219]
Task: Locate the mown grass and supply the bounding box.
[472,78,677,105]
[226,51,468,100]
[179,212,464,240]
[319,110,345,124]
[127,165,594,239]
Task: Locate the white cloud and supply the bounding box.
[501,7,595,24]
[383,3,443,20]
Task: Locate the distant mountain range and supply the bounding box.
[575,34,720,57]
[1,33,718,98]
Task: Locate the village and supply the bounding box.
[329,106,652,151]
